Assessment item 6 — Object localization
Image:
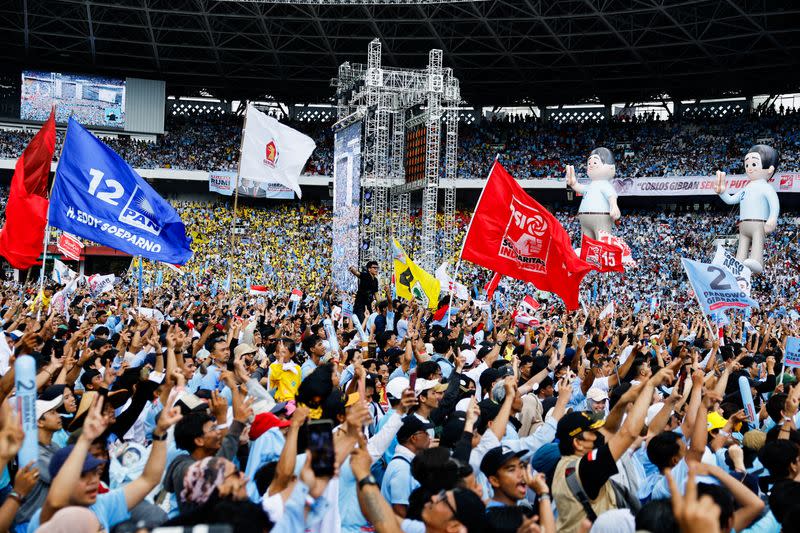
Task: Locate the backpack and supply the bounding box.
[564,459,641,521]
[370,454,411,487]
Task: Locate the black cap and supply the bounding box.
[555,411,605,443]
[80,368,101,388]
[479,445,526,477]
[396,415,433,443]
[451,487,487,533]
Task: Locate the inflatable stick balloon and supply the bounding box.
[715,144,780,274]
[565,147,621,239]
[14,355,38,468]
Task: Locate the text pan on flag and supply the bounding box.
[681,257,759,316]
[48,119,192,265]
[460,162,593,310]
[392,239,441,309]
[239,104,316,199]
[580,234,624,273]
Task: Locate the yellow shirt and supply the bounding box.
[268,362,302,402]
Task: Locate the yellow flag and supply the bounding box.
[392,239,441,309]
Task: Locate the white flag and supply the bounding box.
[434,263,469,301]
[51,259,78,286]
[87,273,115,295]
[599,300,615,320]
[239,104,316,198]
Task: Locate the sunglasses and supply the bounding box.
[435,489,457,517]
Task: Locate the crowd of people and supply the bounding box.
[0,230,797,533]
[0,101,799,533]
[2,106,800,181]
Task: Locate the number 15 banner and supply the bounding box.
[681,257,759,316]
[49,118,192,264]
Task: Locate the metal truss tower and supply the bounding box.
[334,39,460,277]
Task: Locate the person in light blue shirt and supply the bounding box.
[380,416,431,517]
[716,144,780,274]
[300,333,325,379]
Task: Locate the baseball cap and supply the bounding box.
[49,445,105,479]
[7,330,23,341]
[396,416,433,443]
[707,412,727,432]
[415,378,446,397]
[386,377,410,401]
[233,343,257,358]
[556,411,605,442]
[36,396,63,419]
[249,412,291,440]
[586,388,609,403]
[480,445,526,477]
[478,368,501,395]
[462,349,476,367]
[451,487,487,533]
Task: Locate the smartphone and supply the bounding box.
[409,369,417,392]
[307,419,335,477]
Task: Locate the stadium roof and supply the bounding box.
[1,0,799,106]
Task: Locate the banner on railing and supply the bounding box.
[208,171,294,199]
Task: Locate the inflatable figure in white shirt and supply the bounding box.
[714,144,780,274]
[565,147,621,239]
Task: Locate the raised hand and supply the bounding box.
[714,170,726,195]
[81,396,111,443]
[0,406,24,462]
[155,406,183,435]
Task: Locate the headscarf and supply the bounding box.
[35,506,100,533]
[180,456,231,506]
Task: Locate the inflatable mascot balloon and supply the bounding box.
[565,147,621,239]
[714,144,780,274]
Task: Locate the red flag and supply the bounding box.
[0,111,55,269]
[483,272,502,300]
[580,234,624,273]
[460,162,592,310]
[521,294,540,312]
[433,303,450,322]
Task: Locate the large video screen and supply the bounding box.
[21,71,126,128]
[332,122,362,294]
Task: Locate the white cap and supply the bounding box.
[196,348,210,361]
[424,343,434,355]
[386,377,410,400]
[36,396,64,420]
[586,387,608,403]
[462,349,476,367]
[414,378,439,397]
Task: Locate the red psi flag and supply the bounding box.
[460,162,593,310]
[0,111,56,269]
[580,234,624,273]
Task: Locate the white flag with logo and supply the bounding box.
[712,245,752,296]
[434,263,469,301]
[239,104,316,198]
[51,259,78,285]
[87,273,115,295]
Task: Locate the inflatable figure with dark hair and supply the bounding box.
[565,147,621,239]
[714,144,780,274]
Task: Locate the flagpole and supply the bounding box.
[227,104,249,293]
[36,109,62,320]
[138,256,144,305]
[446,260,462,329]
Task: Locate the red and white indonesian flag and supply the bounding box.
[519,294,540,314]
[290,288,303,302]
[162,262,184,274]
[239,104,316,198]
[250,285,268,296]
[460,162,593,310]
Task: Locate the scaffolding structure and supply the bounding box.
[334,39,460,273]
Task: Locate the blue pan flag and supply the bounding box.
[49,118,192,264]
